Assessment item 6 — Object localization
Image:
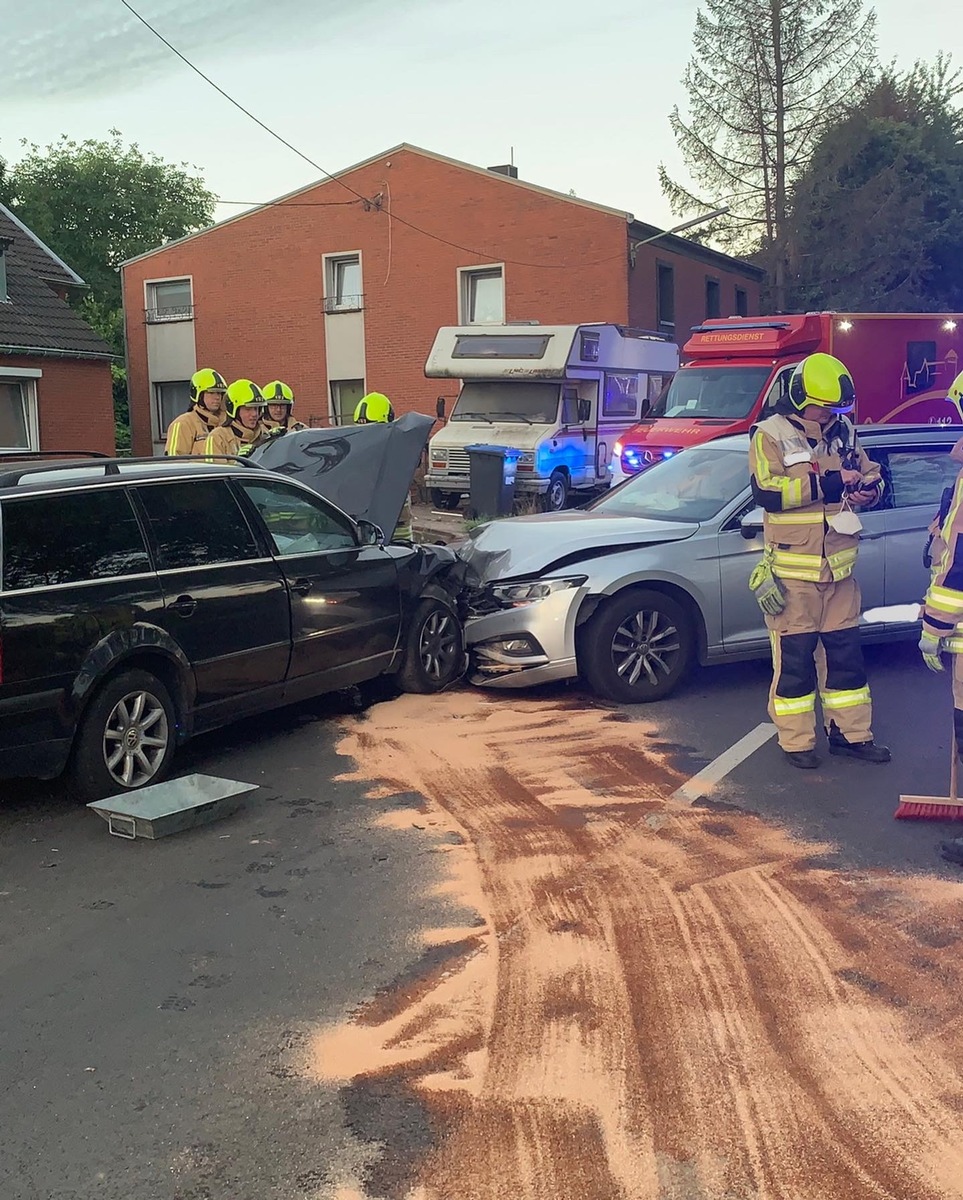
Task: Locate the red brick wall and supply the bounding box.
[0,353,114,455]
[628,242,762,349]
[124,148,631,456]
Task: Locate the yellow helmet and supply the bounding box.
[353,392,394,423]
[190,368,226,403]
[262,380,295,406]
[225,379,264,419]
[789,352,855,413]
[947,370,963,417]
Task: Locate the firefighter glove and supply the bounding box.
[749,552,785,616]
[919,632,945,673]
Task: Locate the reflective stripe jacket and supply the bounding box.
[749,414,883,584]
[164,406,226,456]
[923,468,963,647]
[203,421,266,459]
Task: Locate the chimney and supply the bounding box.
[488,164,518,179]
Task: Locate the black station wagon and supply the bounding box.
[0,456,464,799]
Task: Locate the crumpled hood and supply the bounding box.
[456,510,699,584]
[249,412,434,536]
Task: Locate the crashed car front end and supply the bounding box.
[463,574,590,687]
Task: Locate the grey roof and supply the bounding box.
[0,207,112,358]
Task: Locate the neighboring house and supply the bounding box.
[0,204,115,456]
[121,144,763,457]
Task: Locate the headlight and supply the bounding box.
[489,576,587,607]
[518,452,535,464]
[432,448,448,461]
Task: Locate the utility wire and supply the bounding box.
[119,0,627,271]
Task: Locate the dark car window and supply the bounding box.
[136,479,260,570]
[1,488,151,591]
[240,481,356,555]
[882,448,959,509]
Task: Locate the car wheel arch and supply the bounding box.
[579,580,709,666]
[69,630,195,732]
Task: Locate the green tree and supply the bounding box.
[788,56,963,312]
[661,0,877,310]
[4,132,216,448]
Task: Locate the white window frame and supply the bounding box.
[153,379,193,441]
[457,264,505,325]
[0,366,42,454]
[144,275,194,324]
[322,253,364,313]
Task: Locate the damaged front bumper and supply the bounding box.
[463,578,589,688]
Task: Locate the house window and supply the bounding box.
[459,266,505,324]
[324,255,363,313]
[0,379,37,452]
[657,264,675,333]
[154,380,192,438]
[146,278,193,323]
[735,287,749,317]
[331,378,366,425]
[705,277,721,319]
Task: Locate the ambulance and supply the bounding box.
[425,323,679,511]
[611,312,963,482]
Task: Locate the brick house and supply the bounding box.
[0,204,115,456]
[121,144,763,457]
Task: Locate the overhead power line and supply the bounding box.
[118,0,629,271]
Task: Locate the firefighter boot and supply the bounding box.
[827,722,891,763]
[783,749,821,770]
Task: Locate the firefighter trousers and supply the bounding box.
[764,575,873,753]
[952,653,963,760]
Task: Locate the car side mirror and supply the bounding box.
[357,519,385,546]
[436,396,446,419]
[578,399,591,423]
[740,507,765,539]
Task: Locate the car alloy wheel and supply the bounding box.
[102,688,171,789]
[419,608,460,683]
[610,607,682,688]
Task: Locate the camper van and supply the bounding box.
[424,323,679,511]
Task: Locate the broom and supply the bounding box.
[859,606,963,821]
[895,736,963,821]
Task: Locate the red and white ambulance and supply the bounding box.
[611,312,963,482]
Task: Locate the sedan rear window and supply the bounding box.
[591,447,750,522]
[1,488,151,591]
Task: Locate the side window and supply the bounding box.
[602,372,640,418]
[560,386,579,425]
[240,481,356,556]
[883,449,959,510]
[761,366,795,415]
[136,479,260,569]
[2,488,151,591]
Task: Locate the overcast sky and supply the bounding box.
[3,1,959,228]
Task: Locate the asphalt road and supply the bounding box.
[1,640,957,1199]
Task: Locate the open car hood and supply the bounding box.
[249,412,434,538]
[457,510,699,583]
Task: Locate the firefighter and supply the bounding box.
[351,392,411,541]
[919,370,963,761]
[203,379,266,458]
[749,352,891,769]
[164,368,228,455]
[261,380,307,436]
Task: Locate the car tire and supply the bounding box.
[579,588,693,703]
[71,669,177,802]
[431,489,462,511]
[397,598,465,694]
[540,470,569,513]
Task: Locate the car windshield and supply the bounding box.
[450,381,559,424]
[647,366,771,420]
[589,446,750,522]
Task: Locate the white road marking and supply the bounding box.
[673,722,777,805]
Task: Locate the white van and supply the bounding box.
[424,323,679,511]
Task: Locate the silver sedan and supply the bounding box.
[458,427,961,702]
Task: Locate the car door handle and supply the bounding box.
[291,578,313,596]
[168,594,197,617]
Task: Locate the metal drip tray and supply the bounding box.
[87,774,258,840]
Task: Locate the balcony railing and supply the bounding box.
[145,304,195,324]
[323,294,364,315]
